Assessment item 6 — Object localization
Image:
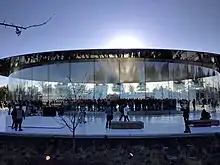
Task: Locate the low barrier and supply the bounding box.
[111,121,144,129]
[188,119,220,127]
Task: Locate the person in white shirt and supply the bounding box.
[123,104,130,122]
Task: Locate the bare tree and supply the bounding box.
[54,73,93,152]
[0,14,55,36]
[66,73,93,99]
[13,83,27,101]
[55,111,81,152]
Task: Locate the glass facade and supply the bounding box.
[8,58,220,105]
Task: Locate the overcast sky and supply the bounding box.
[0,0,220,85]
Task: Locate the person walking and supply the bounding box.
[119,105,125,121]
[14,104,25,131]
[123,104,130,122]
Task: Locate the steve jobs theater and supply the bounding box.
[0,49,220,112]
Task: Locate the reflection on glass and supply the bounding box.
[70,61,94,83]
[95,59,119,83]
[121,83,145,99]
[119,59,145,83]
[6,59,220,108]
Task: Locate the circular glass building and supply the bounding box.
[0,49,219,110]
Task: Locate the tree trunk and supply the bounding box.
[72,129,76,153]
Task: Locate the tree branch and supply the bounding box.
[0,13,55,36]
[53,73,89,137]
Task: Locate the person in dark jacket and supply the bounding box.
[8,102,12,115]
[200,109,211,120]
[14,105,25,131]
[192,99,196,111]
[119,104,125,121]
[105,102,113,128]
[11,106,17,129]
[181,100,191,133]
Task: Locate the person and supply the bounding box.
[105,102,113,129]
[119,105,125,121]
[8,102,12,115]
[14,104,25,131]
[79,109,86,124]
[58,102,64,116]
[11,106,17,129]
[211,100,217,112]
[200,109,211,120]
[123,104,130,122]
[202,98,206,108]
[181,100,191,133]
[192,99,196,111]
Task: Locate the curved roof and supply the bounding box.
[0,48,219,77]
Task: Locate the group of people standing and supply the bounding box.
[10,104,25,131]
[105,103,130,129]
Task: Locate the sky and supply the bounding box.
[0,0,220,85]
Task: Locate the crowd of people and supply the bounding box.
[4,97,217,132]
[5,98,178,117]
[49,98,177,112]
[6,98,218,117]
[6,97,218,113]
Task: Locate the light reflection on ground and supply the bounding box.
[0,110,220,138]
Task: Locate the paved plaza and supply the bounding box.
[0,109,219,138]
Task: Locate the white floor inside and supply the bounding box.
[1,110,220,138]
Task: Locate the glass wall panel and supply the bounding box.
[9,67,32,101]
[0,75,8,102]
[120,83,145,99]
[119,58,145,99]
[8,72,20,101]
[94,59,119,98]
[32,65,49,103]
[119,59,145,83]
[145,62,160,82]
[70,60,95,99]
[20,68,33,101]
[49,63,70,101]
[145,62,169,99]
[94,84,108,99]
